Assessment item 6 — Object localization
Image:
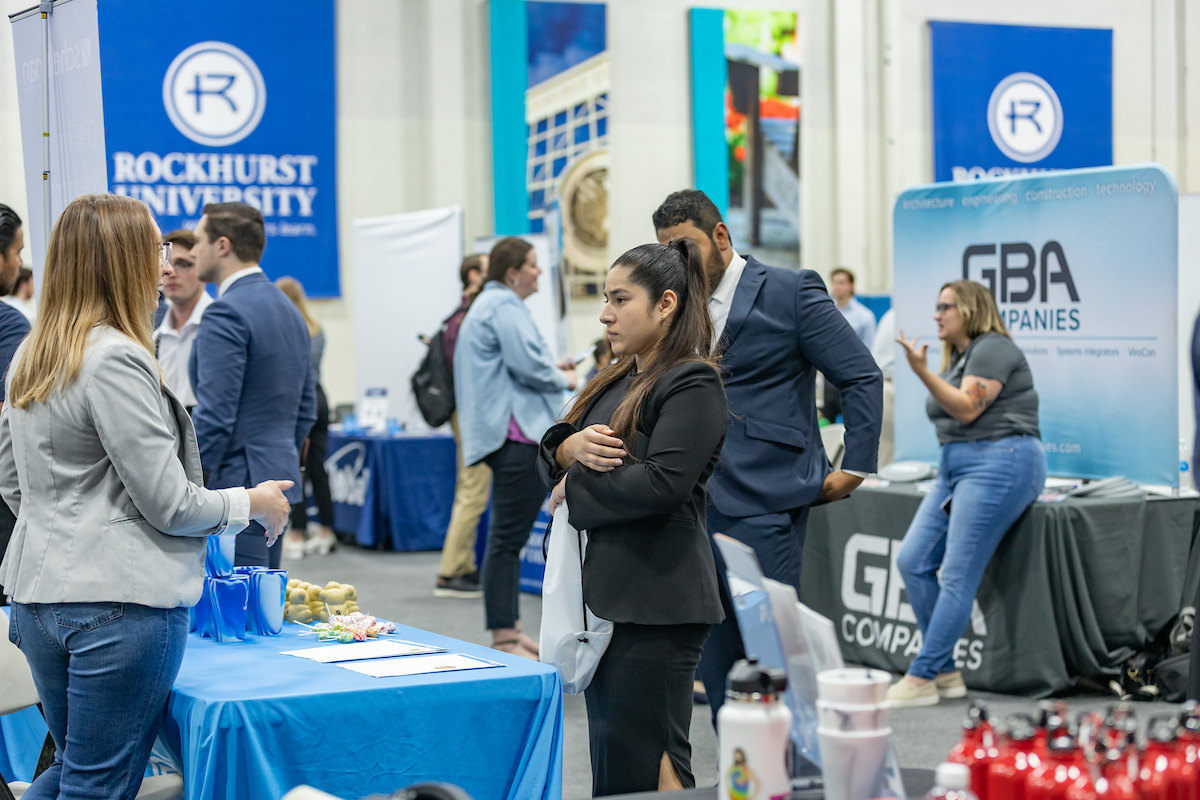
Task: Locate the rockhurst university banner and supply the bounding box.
[10,0,339,296]
[892,164,1178,486]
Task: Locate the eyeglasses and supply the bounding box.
[935,302,957,314]
[160,242,173,266]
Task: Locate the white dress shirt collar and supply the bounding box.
[707,250,747,353]
[710,250,746,310]
[155,291,213,339]
[217,265,264,297]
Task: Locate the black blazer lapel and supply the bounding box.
[722,257,767,345]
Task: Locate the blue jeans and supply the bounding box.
[896,435,1046,680]
[7,602,188,800]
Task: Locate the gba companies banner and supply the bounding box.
[892,165,1178,486]
[97,0,339,296]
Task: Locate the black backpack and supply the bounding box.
[411,326,455,428]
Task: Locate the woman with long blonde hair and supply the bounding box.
[275,276,336,558]
[0,194,293,798]
[889,279,1046,708]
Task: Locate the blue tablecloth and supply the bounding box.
[0,706,44,783]
[2,626,563,800]
[326,432,462,551]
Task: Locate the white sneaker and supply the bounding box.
[886,677,939,708]
[304,532,336,556]
[935,671,968,699]
[282,537,306,560]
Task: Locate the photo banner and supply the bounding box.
[9,0,339,296]
[893,164,1178,485]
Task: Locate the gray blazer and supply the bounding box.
[0,326,247,609]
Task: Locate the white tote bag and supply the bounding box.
[539,502,613,694]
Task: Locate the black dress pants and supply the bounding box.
[235,522,283,569]
[585,622,710,796]
[291,383,334,530]
[480,440,546,630]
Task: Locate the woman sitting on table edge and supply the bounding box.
[539,239,728,796]
[889,279,1046,708]
[0,194,293,800]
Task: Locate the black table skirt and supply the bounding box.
[800,485,1198,697]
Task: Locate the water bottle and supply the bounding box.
[926,763,979,800]
[948,702,998,800]
[987,715,1040,800]
[718,659,792,800]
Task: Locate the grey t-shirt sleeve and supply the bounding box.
[961,334,1022,384]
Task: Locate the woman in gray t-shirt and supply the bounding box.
[886,280,1047,709]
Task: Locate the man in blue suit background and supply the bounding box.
[654,190,883,719]
[189,202,317,568]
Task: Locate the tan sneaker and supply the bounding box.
[886,677,939,708]
[935,671,968,699]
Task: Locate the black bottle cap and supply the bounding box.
[726,658,788,696]
[1005,713,1037,741]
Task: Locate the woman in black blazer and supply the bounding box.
[538,239,727,796]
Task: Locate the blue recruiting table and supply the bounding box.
[2,625,564,800]
[326,431,462,551]
[326,430,550,595]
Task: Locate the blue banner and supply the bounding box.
[931,21,1111,183]
[893,165,1178,485]
[96,0,339,296]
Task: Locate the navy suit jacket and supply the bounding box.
[189,272,316,504]
[712,256,883,517]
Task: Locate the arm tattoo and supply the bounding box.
[966,380,988,410]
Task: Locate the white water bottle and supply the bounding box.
[718,659,793,800]
[925,762,979,800]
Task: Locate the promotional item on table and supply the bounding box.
[932,699,1200,800]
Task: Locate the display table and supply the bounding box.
[801,484,1199,697]
[2,626,563,800]
[325,431,462,551]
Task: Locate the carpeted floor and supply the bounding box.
[293,545,1182,800]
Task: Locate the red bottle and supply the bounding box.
[1139,717,1198,800]
[950,703,999,800]
[1096,747,1138,800]
[1177,703,1200,772]
[989,715,1042,800]
[1036,702,1071,757]
[1027,736,1087,800]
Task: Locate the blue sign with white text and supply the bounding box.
[892,165,1178,485]
[931,21,1112,183]
[96,0,339,296]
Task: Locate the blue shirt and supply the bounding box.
[0,302,31,402]
[453,282,570,466]
[837,297,877,348]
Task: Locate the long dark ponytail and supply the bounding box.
[564,238,719,454]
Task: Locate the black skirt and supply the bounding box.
[584,621,711,796]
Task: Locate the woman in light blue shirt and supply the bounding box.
[453,237,576,658]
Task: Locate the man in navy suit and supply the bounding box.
[188,202,316,568]
[654,190,883,719]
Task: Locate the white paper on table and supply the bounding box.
[334,653,503,678]
[281,639,446,664]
